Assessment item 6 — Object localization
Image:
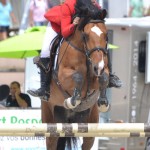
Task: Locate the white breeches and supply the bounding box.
[40,22,57,58]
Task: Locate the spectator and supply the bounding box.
[145,6,150,16]
[59,0,65,4]
[0,104,5,109]
[6,81,31,108]
[128,0,144,17]
[29,0,48,27]
[0,0,17,40]
[47,0,60,7]
[0,84,10,108]
[0,84,10,101]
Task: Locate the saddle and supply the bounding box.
[33,34,63,74]
[50,34,63,71]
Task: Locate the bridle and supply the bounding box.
[66,19,108,63]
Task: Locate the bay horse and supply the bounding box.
[42,6,109,150]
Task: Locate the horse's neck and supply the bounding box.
[70,29,82,46]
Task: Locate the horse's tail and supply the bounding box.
[57,137,78,150]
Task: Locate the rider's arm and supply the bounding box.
[15,93,31,108]
[29,0,34,26]
[15,94,28,107]
[60,4,76,38]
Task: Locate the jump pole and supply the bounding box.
[0,123,150,133]
[0,123,150,137]
[0,132,150,137]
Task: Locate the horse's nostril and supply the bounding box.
[94,66,98,73]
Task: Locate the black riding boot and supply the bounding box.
[27,57,50,100]
[107,49,122,88]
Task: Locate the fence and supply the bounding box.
[0,123,150,137]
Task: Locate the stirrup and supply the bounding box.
[40,91,50,101]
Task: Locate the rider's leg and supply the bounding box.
[107,49,122,88]
[27,57,50,100]
[27,23,57,100]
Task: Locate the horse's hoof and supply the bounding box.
[64,97,81,109]
[98,103,111,112]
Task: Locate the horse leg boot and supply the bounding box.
[27,57,51,101]
[64,72,83,109]
[97,72,110,112]
[107,49,122,88]
[98,89,110,112]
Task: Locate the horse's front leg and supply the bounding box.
[97,71,110,112]
[64,71,83,109]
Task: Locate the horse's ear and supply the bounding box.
[100,9,107,20]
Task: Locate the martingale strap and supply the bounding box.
[52,70,71,98]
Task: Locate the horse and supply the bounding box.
[41,6,110,150]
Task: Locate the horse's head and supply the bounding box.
[75,6,108,77]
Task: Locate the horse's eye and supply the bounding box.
[82,33,89,41]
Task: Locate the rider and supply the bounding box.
[27,0,122,100]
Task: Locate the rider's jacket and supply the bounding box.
[44,0,76,38]
[44,0,101,39]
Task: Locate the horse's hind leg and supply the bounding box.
[82,137,95,150]
[82,104,99,150]
[46,137,59,150]
[41,101,58,150]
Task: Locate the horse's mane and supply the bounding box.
[75,0,107,30]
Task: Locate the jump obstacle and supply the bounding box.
[1,123,150,137]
